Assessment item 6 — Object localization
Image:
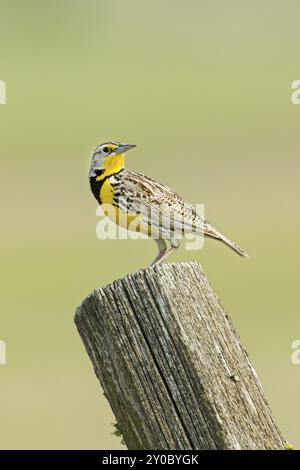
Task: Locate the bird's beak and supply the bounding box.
[114,143,136,155]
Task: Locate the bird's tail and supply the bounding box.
[205,225,249,258]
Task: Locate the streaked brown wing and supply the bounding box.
[117,170,209,238]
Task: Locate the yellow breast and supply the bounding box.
[100,179,141,231]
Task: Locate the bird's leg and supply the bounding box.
[151,239,168,266]
[151,239,180,266]
[159,238,180,264]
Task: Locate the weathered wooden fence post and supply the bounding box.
[75,261,285,450]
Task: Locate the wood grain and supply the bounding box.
[75,261,285,450]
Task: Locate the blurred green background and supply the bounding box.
[0,0,299,449]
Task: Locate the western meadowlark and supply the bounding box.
[89,141,248,265]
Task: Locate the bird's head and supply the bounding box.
[89,141,136,179]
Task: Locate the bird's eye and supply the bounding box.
[102,146,110,154]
